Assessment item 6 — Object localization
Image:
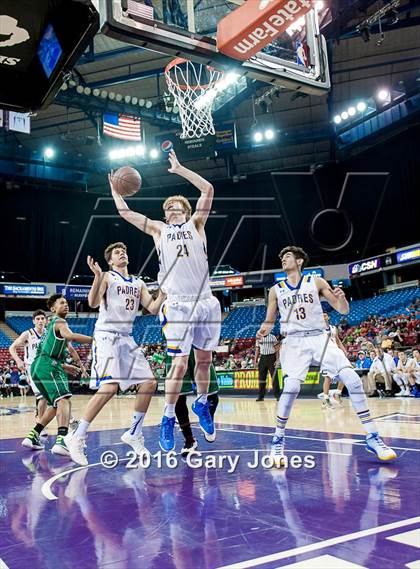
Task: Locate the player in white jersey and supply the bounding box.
[66,242,164,466]
[320,312,346,407]
[257,245,396,463]
[9,310,47,419]
[110,151,221,452]
[394,350,411,396]
[407,348,420,394]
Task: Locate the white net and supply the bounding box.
[165,58,223,140]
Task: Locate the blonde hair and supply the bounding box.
[163,195,192,221]
[104,242,127,265]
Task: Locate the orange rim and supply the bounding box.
[164,57,221,92]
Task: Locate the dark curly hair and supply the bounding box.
[279,246,309,270]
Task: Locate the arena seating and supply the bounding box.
[0,331,12,349]
[327,286,420,326]
[3,286,419,348]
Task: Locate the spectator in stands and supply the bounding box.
[338,316,349,333]
[18,371,29,397]
[0,372,8,398]
[356,351,372,395]
[389,328,404,347]
[225,354,237,370]
[368,348,396,397]
[355,351,372,370]
[9,367,20,396]
[380,334,393,351]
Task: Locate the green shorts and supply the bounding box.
[31,356,71,408]
[165,353,219,395]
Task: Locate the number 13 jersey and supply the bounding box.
[274,275,324,335]
[95,270,143,335]
[158,219,211,300]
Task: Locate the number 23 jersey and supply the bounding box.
[274,275,324,335]
[95,270,143,335]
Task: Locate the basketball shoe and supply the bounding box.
[22,429,45,450]
[270,436,287,467]
[192,399,216,442]
[64,432,88,466]
[121,430,150,459]
[365,433,397,461]
[159,416,176,452]
[51,435,71,457]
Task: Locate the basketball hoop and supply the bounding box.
[164,58,223,140]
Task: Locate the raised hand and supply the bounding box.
[332,287,346,301]
[108,171,118,195]
[87,255,102,277]
[168,150,181,173]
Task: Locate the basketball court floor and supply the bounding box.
[1,395,419,569]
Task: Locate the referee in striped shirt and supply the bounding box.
[255,333,280,401]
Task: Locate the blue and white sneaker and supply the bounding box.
[192,399,216,442]
[365,433,397,461]
[270,436,286,467]
[159,416,176,452]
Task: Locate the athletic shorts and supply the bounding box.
[165,352,219,394]
[160,295,221,356]
[90,331,154,391]
[280,332,352,382]
[26,367,43,400]
[31,356,71,408]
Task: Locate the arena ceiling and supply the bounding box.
[0,0,419,194]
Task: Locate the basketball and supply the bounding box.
[161,139,174,153]
[112,166,142,197]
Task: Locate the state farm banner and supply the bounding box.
[217,0,312,61]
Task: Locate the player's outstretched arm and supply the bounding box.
[336,334,347,355]
[317,278,350,314]
[109,173,163,237]
[167,150,214,227]
[87,256,108,309]
[9,332,29,372]
[140,287,166,315]
[256,287,278,341]
[55,321,92,345]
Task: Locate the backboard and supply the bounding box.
[99,0,330,96]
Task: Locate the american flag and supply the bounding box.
[103,113,142,141]
[126,0,154,20]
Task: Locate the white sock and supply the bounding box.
[338,368,377,434]
[75,419,90,438]
[196,393,208,404]
[129,412,145,436]
[274,377,301,437]
[164,404,176,418]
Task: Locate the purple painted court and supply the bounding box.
[1,423,419,569]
